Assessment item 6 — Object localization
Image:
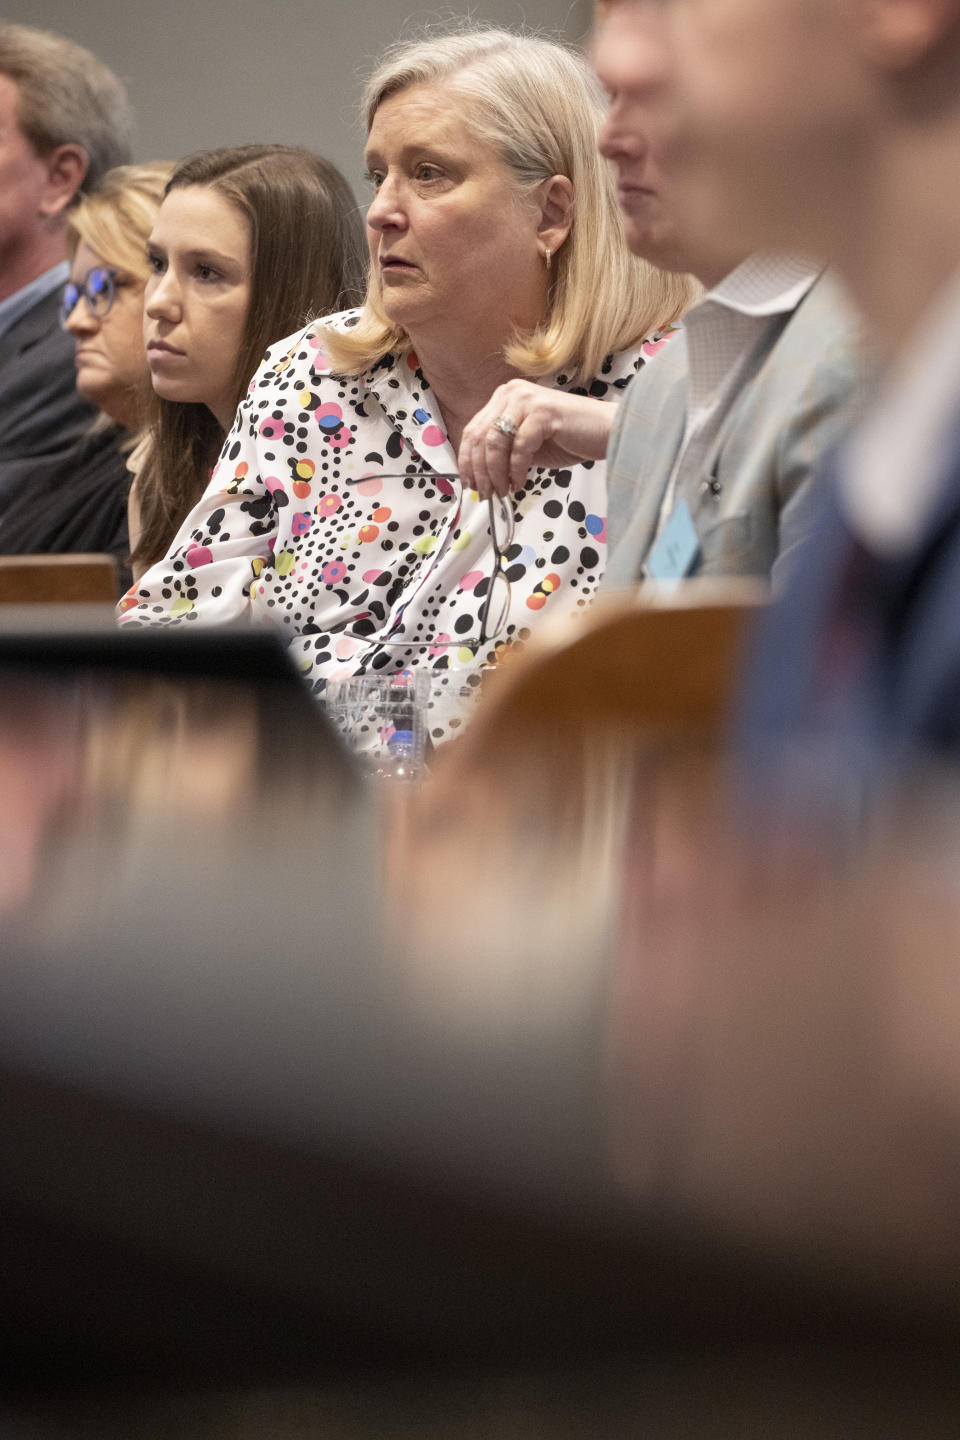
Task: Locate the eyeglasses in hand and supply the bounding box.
[341,471,514,652]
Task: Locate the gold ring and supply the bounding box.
[491,415,519,439]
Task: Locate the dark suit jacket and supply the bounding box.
[737,433,960,810]
[0,422,131,583]
[0,286,97,519]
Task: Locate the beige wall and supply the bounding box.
[9,0,595,205]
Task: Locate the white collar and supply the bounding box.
[0,261,69,340]
[680,256,821,413]
[702,254,820,319]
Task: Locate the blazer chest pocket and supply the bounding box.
[694,510,762,578]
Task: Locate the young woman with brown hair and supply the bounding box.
[131,144,365,575]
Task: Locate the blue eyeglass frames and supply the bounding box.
[59,266,118,329]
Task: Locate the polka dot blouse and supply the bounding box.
[119,310,670,731]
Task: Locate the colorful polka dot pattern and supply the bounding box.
[119,309,663,740]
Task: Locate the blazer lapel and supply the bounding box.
[0,289,61,374]
[605,367,687,583]
[680,305,798,523]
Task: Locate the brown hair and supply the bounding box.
[133,145,366,573]
[0,22,133,193]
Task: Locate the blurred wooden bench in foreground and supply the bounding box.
[452,579,769,765]
[0,554,120,606]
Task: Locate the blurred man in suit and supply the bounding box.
[459,1,862,593]
[649,0,960,778]
[0,24,133,518]
[593,0,863,591]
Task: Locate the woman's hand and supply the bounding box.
[458,381,616,499]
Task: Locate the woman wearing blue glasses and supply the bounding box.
[0,162,170,569]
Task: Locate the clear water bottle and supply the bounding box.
[369,676,427,784]
[325,670,429,782]
[373,726,420,784]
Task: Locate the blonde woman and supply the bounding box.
[0,162,169,567]
[121,30,696,734]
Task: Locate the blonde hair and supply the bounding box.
[68,162,173,279]
[0,22,133,194]
[323,28,696,384]
[64,163,171,443]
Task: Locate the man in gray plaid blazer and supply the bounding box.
[458,3,864,594]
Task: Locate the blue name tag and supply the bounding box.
[645,497,701,580]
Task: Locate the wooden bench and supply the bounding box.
[0,553,120,605]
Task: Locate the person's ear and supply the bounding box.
[857,0,960,69]
[38,143,89,220]
[536,174,575,263]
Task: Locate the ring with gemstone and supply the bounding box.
[491,414,519,438]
